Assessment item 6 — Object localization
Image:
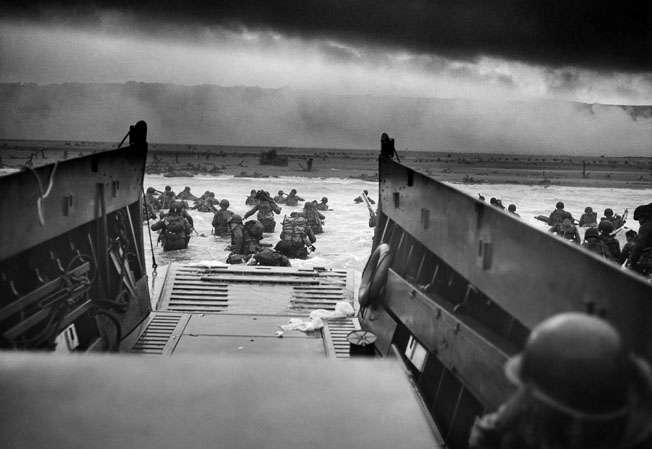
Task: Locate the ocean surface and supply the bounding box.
[143,173,651,288]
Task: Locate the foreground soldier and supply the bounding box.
[211,199,233,236]
[150,203,192,251]
[275,216,316,259]
[598,220,622,262]
[582,227,613,260]
[620,230,638,266]
[630,204,652,275]
[248,248,292,267]
[226,214,259,264]
[469,313,652,449]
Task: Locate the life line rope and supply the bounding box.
[25,161,58,226]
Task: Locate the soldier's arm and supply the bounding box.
[244,205,258,219]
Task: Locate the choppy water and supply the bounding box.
[142,174,651,282]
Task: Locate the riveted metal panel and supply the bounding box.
[378,158,652,360]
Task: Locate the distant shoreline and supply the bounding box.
[1,139,651,189]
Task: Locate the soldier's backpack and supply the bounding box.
[244,220,264,240]
[166,215,186,234]
[583,239,613,259]
[214,210,231,227]
[254,249,290,267]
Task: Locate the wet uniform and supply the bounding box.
[244,200,281,233]
[275,217,316,259]
[151,212,192,251]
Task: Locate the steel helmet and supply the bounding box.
[604,208,614,217]
[321,197,328,203]
[585,206,593,213]
[146,187,156,194]
[169,205,182,215]
[633,204,652,221]
[598,220,614,233]
[220,199,230,208]
[228,214,242,224]
[584,228,599,240]
[505,313,632,419]
[556,201,564,209]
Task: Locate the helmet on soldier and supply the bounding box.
[598,220,614,234]
[505,313,632,418]
[584,228,599,240]
[604,208,614,217]
[633,204,652,221]
[321,197,328,203]
[228,214,242,224]
[220,199,230,208]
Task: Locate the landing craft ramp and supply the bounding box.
[123,263,361,358]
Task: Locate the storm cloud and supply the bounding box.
[3,0,651,73]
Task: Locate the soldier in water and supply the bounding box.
[275,216,316,259]
[211,199,233,236]
[150,203,193,251]
[244,190,282,233]
[548,201,572,227]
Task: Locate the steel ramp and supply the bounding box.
[126,263,360,358]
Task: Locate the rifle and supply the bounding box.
[361,191,376,218]
[254,189,280,210]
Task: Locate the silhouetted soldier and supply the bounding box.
[380,132,400,161]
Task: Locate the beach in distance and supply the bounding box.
[1,139,651,189]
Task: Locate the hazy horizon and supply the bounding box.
[1,82,651,156]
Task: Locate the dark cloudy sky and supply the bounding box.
[2,1,651,104]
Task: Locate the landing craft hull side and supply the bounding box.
[361,156,652,448]
[0,127,150,351]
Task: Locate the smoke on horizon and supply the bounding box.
[1,82,650,157]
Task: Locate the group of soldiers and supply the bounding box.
[546,201,652,275]
[144,185,332,267]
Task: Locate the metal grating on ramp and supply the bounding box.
[129,313,186,356]
[290,285,347,311]
[157,264,353,316]
[323,318,361,359]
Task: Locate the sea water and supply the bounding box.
[142,173,651,284]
